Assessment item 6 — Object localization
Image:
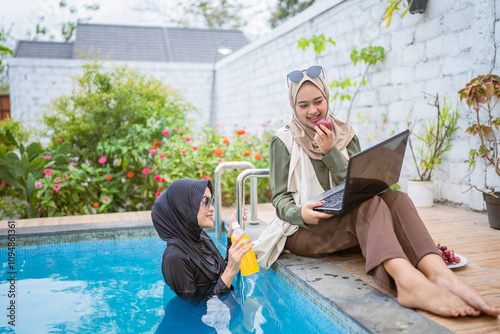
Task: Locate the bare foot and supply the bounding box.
[396,271,477,317]
[418,254,499,318]
[430,271,499,318]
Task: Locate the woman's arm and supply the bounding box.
[270,135,309,228]
[220,233,253,288]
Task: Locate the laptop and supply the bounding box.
[308,129,410,215]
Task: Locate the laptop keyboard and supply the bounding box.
[322,191,343,207]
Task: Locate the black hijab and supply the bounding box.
[151,178,226,281]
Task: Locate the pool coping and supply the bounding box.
[0,211,452,334]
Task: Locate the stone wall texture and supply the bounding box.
[8,0,500,211]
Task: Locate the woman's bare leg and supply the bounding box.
[417,253,500,318]
[384,258,478,317]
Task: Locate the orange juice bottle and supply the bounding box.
[230,222,259,276]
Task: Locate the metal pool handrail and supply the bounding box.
[214,161,257,241]
[236,168,270,229]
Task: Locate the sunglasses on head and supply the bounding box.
[201,196,215,210]
[287,65,325,87]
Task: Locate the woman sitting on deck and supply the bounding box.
[151,178,252,305]
[261,65,499,318]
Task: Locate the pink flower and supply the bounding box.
[43,169,53,175]
[35,182,42,188]
[70,162,77,166]
[102,195,110,202]
[0,182,6,187]
[179,150,187,155]
[149,149,156,155]
[54,138,62,142]
[184,137,192,142]
[154,175,161,181]
[191,146,199,150]
[53,184,61,191]
[150,146,157,150]
[44,155,51,160]
[156,191,161,196]
[54,178,62,183]
[98,157,107,164]
[159,153,167,159]
[203,176,210,180]
[142,168,151,175]
[160,178,166,183]
[162,130,170,135]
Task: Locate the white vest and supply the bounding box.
[253,126,348,269]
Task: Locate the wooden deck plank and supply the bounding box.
[325,203,500,333]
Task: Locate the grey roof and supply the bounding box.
[14,23,248,63]
[14,41,74,59]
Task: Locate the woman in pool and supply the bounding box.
[151,178,252,305]
[265,65,499,318]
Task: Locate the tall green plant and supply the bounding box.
[381,0,412,27]
[297,34,336,64]
[332,46,385,121]
[0,129,70,217]
[407,94,459,181]
[43,56,194,167]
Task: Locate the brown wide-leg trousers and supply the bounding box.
[285,191,439,292]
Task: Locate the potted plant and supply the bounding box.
[407,94,459,207]
[458,74,500,229]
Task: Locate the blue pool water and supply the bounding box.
[0,229,352,333]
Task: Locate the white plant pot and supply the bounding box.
[407,180,434,207]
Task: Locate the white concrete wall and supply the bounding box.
[8,0,500,211]
[8,58,213,128]
[213,0,500,211]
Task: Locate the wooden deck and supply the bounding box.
[324,204,500,333]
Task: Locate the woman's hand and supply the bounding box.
[301,201,333,225]
[221,233,253,288]
[314,124,334,155]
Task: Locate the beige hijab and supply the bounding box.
[288,70,355,160]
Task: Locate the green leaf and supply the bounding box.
[54,154,67,165]
[28,156,47,170]
[5,129,18,149]
[56,141,71,156]
[5,151,22,177]
[26,173,35,202]
[26,142,42,161]
[0,164,23,189]
[297,37,309,51]
[0,144,6,159]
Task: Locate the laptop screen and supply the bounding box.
[342,130,409,213]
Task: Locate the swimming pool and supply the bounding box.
[0,228,367,333]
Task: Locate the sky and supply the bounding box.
[1,0,277,47]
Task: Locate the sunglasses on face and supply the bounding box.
[287,65,325,87]
[201,196,215,210]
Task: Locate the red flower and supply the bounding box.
[160,178,166,183]
[254,153,262,160]
[162,130,170,135]
[222,137,230,144]
[94,203,100,208]
[106,175,112,181]
[214,149,224,156]
[244,151,250,156]
[184,137,192,142]
[154,140,162,147]
[203,176,210,180]
[236,129,246,135]
[154,175,161,181]
[127,171,135,178]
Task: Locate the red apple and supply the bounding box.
[315,118,333,134]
